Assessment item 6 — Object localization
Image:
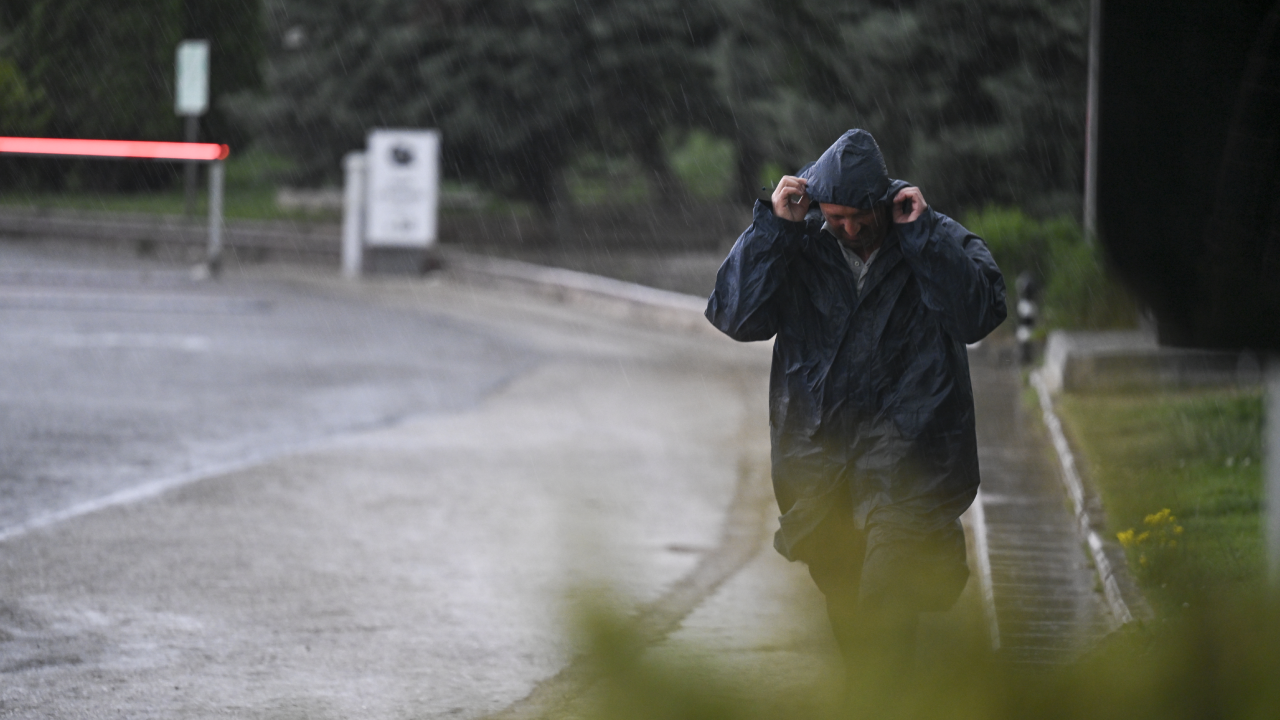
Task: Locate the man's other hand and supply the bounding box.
[771,176,810,222]
[892,187,927,223]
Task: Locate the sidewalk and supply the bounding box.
[968,340,1115,663]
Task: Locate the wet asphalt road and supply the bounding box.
[0,242,535,535]
[0,240,774,718]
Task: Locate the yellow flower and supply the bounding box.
[1137,531,1151,544]
[1117,529,1136,547]
[1174,525,1184,535]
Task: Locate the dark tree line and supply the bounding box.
[234,0,1086,216]
[2,0,1088,217]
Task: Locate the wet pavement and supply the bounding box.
[0,242,533,536]
[0,239,1119,718]
[969,341,1114,664]
[0,243,776,718]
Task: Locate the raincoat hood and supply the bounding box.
[798,129,893,210]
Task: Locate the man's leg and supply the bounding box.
[853,519,970,679]
[801,513,968,697]
[798,509,868,675]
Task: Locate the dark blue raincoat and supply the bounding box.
[706,130,1007,565]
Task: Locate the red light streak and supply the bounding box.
[0,137,229,161]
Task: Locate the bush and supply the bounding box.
[964,205,1138,331]
[572,593,1280,720]
[0,59,50,136]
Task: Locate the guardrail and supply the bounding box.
[0,136,230,275]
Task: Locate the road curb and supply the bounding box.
[1030,369,1153,630]
[438,248,721,338]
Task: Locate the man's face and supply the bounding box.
[819,202,886,250]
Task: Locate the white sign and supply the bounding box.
[175,40,210,116]
[364,129,439,248]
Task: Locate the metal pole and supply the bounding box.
[207,160,224,276]
[342,152,366,279]
[1083,0,1102,243]
[184,115,200,217]
[1268,356,1280,585]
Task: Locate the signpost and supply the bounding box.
[364,129,440,248]
[340,129,441,278]
[175,40,210,217]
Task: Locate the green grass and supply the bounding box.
[0,185,323,221]
[1055,388,1264,613]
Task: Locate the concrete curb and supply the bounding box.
[1041,330,1261,393]
[1030,369,1153,630]
[438,247,720,338]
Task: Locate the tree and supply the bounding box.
[584,0,721,204]
[231,0,724,212]
[228,0,596,213]
[232,0,1089,217]
[786,0,1089,216]
[1,0,264,190]
[184,0,266,148]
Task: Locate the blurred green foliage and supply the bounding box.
[965,205,1138,330]
[0,0,264,190]
[572,594,1280,720]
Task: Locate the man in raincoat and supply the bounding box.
[706,129,1006,678]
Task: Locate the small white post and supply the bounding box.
[342,151,366,278]
[1267,356,1280,585]
[207,159,224,275]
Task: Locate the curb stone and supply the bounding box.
[1030,369,1154,629]
[438,248,718,337]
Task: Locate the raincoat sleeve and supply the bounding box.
[897,206,1007,343]
[705,200,805,341]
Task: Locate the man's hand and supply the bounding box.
[771,176,810,222]
[892,187,927,223]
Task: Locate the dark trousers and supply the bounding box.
[797,504,969,683]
